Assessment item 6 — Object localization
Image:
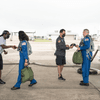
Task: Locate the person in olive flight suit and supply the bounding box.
[76,29,93,86]
[54,29,73,80]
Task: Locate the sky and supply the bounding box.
[0,0,100,36]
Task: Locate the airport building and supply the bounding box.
[47,30,78,40]
[10,31,36,41]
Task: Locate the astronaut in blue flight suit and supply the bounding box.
[77,29,92,86]
[11,31,37,90]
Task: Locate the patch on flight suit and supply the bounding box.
[85,39,89,41]
[22,42,26,45]
[58,40,61,43]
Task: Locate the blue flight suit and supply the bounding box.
[80,37,92,83]
[14,40,37,88]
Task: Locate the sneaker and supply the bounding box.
[58,76,62,80]
[58,76,66,81]
[28,82,37,87]
[0,79,6,84]
[61,77,66,81]
[80,82,89,86]
[11,86,20,90]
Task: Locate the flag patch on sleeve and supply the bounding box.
[85,39,89,41]
[22,42,26,45]
[58,40,61,43]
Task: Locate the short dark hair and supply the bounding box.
[59,29,65,33]
[18,31,29,41]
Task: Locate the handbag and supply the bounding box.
[21,66,34,83]
[72,50,83,64]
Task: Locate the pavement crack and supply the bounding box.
[3,65,16,79]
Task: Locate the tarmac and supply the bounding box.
[0,38,100,100]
